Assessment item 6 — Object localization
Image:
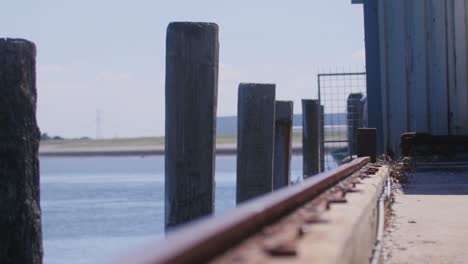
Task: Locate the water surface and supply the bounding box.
[41,156,307,263]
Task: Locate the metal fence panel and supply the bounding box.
[318,72,367,171]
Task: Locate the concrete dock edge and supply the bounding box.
[296,166,389,264]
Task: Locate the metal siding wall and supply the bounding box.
[374,0,468,154]
[428,0,449,135]
[454,0,468,134]
[385,0,409,154]
[363,0,384,154]
[408,0,430,133]
[378,0,389,153]
[447,0,457,134]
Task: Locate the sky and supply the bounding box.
[2,1,365,138]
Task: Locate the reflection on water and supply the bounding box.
[41,155,335,263]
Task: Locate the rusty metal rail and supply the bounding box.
[112,157,370,264]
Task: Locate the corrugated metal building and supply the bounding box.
[354,0,468,155]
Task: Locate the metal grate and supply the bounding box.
[318,72,367,171]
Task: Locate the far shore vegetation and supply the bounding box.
[40,130,347,148]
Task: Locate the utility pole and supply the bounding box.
[96,109,102,139]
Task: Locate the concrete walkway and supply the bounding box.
[381,167,468,264]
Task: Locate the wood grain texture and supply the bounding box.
[273,101,293,190]
[302,99,320,178]
[236,83,275,204]
[165,22,219,230]
[0,38,42,264]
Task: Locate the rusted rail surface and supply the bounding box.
[112,157,370,264]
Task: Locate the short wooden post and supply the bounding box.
[347,93,365,156]
[273,101,293,190]
[302,99,320,178]
[237,83,275,204]
[165,22,219,230]
[0,39,43,264]
[357,128,377,162]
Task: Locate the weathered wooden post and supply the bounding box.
[273,101,293,190]
[302,99,321,178]
[165,22,219,230]
[237,83,275,204]
[347,93,365,156]
[357,128,377,162]
[320,104,325,172]
[0,39,43,264]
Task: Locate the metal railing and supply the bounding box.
[111,157,370,264]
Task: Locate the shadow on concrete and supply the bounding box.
[402,169,468,195]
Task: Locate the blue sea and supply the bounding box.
[41,156,319,264]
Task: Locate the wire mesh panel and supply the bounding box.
[318,72,367,171]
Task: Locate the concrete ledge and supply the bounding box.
[210,165,390,264]
[295,166,388,264]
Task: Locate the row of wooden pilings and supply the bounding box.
[0,23,377,264]
[0,25,319,263]
[165,22,323,230]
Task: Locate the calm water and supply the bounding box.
[41,156,307,264]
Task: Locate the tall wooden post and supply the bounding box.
[273,101,293,190]
[237,83,275,204]
[0,39,42,264]
[320,104,325,172]
[302,99,320,178]
[165,22,219,230]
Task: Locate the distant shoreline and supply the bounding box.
[39,146,305,157]
[39,135,346,157]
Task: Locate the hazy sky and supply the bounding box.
[2,1,365,138]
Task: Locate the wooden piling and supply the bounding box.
[347,93,365,156]
[357,128,377,162]
[165,22,219,230]
[302,99,321,178]
[320,104,325,172]
[0,39,42,264]
[273,101,293,190]
[237,83,275,204]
